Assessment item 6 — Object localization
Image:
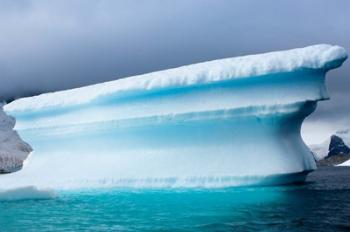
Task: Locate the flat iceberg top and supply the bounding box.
[5,44,347,112]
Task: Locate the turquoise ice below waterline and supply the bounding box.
[1,167,350,231]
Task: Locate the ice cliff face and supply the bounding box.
[0,44,347,189]
[0,105,32,173]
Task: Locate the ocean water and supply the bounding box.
[0,167,349,232]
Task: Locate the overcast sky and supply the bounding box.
[0,0,349,143]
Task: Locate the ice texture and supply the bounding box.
[0,104,32,173]
[5,44,346,112]
[0,44,347,189]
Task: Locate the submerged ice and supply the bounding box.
[0,44,347,189]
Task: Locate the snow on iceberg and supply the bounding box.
[1,44,347,189]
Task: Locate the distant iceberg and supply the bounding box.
[0,44,347,189]
[0,104,32,173]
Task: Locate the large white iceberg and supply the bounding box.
[0,44,347,189]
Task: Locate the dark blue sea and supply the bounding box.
[1,166,349,232]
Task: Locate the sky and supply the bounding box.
[0,0,349,144]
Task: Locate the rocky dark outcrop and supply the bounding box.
[316,135,350,167]
[317,154,350,167]
[328,135,350,157]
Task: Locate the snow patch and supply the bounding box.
[338,160,350,166]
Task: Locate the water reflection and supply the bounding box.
[0,167,349,231]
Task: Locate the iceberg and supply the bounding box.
[0,44,347,189]
[0,104,32,173]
